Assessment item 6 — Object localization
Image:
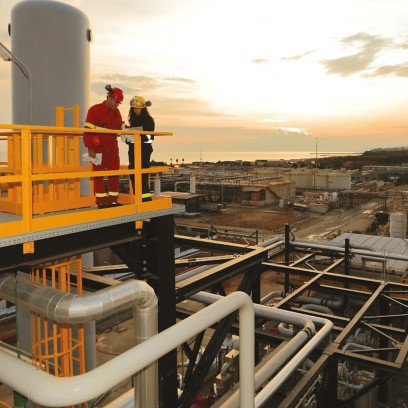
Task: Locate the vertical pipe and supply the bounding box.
[239,295,255,408]
[154,173,161,196]
[345,238,350,276]
[284,224,290,293]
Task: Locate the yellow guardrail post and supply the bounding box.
[20,128,34,254]
[133,133,143,229]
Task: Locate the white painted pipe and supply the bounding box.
[254,316,332,407]
[260,291,285,304]
[277,322,296,337]
[0,291,255,408]
[191,291,332,408]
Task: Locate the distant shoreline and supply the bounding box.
[148,150,362,165]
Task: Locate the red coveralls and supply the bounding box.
[83,101,123,205]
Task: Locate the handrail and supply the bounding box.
[0,291,255,408]
[0,124,174,252]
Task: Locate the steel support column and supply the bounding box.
[144,215,178,408]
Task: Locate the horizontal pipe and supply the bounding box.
[0,274,156,324]
[261,291,343,309]
[291,239,408,262]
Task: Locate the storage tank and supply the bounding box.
[10,0,91,125]
[389,212,407,238]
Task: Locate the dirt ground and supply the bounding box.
[175,205,317,235]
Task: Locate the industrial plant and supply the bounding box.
[0,1,407,408]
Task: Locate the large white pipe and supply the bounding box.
[0,291,255,408]
[191,291,332,408]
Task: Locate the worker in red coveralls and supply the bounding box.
[83,85,124,209]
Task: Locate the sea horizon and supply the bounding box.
[147,150,362,165]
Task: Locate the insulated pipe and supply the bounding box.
[0,274,158,408]
[0,274,157,324]
[190,292,332,408]
[0,291,254,408]
[133,293,158,408]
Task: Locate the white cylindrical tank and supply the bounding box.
[10,0,91,126]
[390,212,407,238]
[190,172,196,194]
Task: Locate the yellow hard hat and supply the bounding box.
[130,96,152,109]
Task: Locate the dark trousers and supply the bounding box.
[128,142,153,195]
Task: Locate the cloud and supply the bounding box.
[321,32,391,76]
[364,64,408,78]
[252,58,269,64]
[163,77,196,85]
[282,51,315,61]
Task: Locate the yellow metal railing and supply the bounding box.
[0,122,173,252]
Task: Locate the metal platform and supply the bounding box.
[0,203,184,248]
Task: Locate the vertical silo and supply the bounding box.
[389,211,407,239]
[9,0,96,374]
[10,0,91,126]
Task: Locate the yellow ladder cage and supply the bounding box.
[31,257,86,408]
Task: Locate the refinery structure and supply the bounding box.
[0,1,408,408]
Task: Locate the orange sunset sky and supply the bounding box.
[1,0,408,158]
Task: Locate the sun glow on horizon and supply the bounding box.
[1,0,408,153]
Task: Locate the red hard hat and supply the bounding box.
[109,87,124,102]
